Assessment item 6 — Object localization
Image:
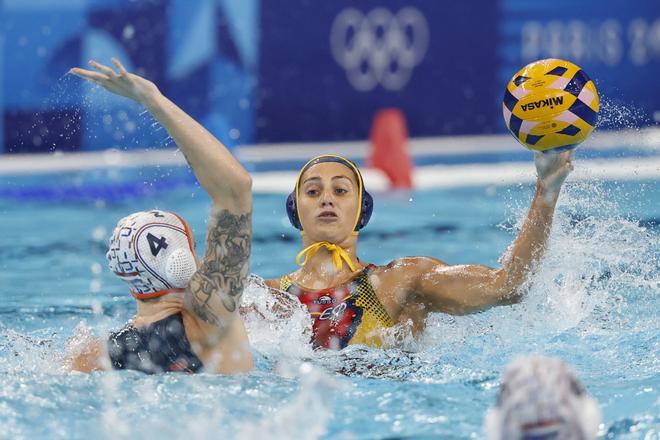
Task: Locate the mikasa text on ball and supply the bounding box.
[503,59,599,152]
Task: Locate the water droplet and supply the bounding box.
[89,280,102,293]
[122,25,135,40]
[92,226,107,242]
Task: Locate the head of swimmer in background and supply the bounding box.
[485,355,601,440]
[286,155,373,245]
[106,210,198,301]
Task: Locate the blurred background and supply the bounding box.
[2,0,658,159]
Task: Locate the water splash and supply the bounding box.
[241,275,314,362]
[300,179,660,385]
[596,97,651,131]
[0,329,63,374]
[235,363,345,440]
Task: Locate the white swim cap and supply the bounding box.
[106,210,197,299]
[485,355,601,440]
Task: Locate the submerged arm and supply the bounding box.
[408,151,573,314]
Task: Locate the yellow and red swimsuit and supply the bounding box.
[280,265,394,349]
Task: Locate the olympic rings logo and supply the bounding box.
[330,7,429,92]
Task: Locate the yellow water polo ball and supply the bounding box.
[503,58,599,152]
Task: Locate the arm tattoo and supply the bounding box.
[186,209,251,328]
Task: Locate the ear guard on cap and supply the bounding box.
[165,247,197,288]
[286,190,373,231]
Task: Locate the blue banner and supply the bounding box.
[256,0,501,142]
[1,0,258,154]
[499,0,660,130]
[1,0,658,154]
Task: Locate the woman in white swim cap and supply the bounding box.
[67,59,253,374]
[485,355,601,440]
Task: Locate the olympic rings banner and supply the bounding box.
[1,0,659,153]
[257,0,660,143]
[256,0,502,142]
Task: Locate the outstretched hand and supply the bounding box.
[70,58,159,104]
[534,150,574,196]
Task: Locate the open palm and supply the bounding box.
[70,58,158,104]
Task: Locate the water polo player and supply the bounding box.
[485,355,601,440]
[265,152,574,349]
[68,59,253,374]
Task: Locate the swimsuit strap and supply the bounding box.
[350,264,394,327]
[279,274,293,292]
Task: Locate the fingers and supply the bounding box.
[88,60,118,77]
[69,67,108,83]
[111,58,128,76]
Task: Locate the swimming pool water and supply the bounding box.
[0,166,658,439]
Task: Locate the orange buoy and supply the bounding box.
[367,108,413,189]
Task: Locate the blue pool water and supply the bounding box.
[0,166,658,439]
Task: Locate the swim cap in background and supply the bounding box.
[107,210,197,300]
[286,154,373,232]
[485,355,601,440]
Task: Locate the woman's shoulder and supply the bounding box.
[370,256,449,277]
[264,277,288,290]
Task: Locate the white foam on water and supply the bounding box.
[386,178,658,383]
[240,275,314,363]
[0,328,63,374]
[235,363,346,440]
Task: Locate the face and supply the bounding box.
[297,162,360,243]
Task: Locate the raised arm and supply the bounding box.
[71,60,253,369]
[407,151,573,314]
[70,58,251,212]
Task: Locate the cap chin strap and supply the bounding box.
[296,241,357,272]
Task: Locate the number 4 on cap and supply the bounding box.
[146,233,168,256]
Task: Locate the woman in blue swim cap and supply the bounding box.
[264,149,574,349]
[67,59,253,374]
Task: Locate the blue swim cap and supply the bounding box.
[286,155,373,232]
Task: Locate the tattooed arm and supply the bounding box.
[185,208,252,344]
